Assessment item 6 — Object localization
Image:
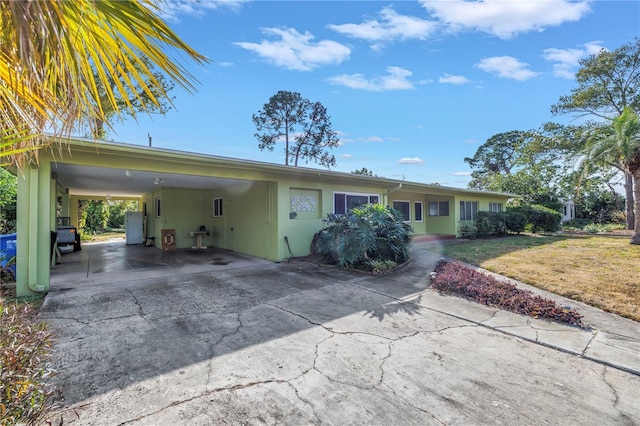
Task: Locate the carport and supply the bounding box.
[16,138,281,297]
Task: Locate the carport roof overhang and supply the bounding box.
[46,137,519,199]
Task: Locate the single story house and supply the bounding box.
[13,137,515,296]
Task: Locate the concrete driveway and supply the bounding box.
[40,242,640,425]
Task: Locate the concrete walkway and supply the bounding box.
[40,241,640,425]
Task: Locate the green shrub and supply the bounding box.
[458,221,477,238]
[315,204,412,269]
[475,211,506,237]
[505,211,526,234]
[0,301,55,425]
[519,204,561,232]
[561,218,591,230]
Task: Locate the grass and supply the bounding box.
[439,234,640,322]
[81,231,125,243]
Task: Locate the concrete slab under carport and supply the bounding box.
[50,240,273,291]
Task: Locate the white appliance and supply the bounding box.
[125,211,144,245]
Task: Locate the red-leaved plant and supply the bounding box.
[431,261,583,327]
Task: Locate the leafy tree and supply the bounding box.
[82,201,110,234]
[0,0,207,167]
[253,91,340,168]
[351,167,374,176]
[465,130,562,207]
[552,38,640,229]
[0,168,17,233]
[581,107,640,244]
[551,38,640,119]
[107,200,139,230]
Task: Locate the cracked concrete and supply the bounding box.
[40,242,640,425]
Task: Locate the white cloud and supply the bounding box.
[543,41,606,79]
[328,6,438,50]
[451,171,471,176]
[421,0,591,39]
[328,66,415,91]
[465,139,479,144]
[340,154,353,158]
[217,61,234,67]
[439,74,471,85]
[358,136,384,142]
[475,56,539,81]
[235,27,351,71]
[156,0,248,20]
[398,157,425,164]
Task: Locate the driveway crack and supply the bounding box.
[125,288,144,317]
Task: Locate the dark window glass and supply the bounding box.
[415,202,423,221]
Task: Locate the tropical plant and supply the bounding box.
[581,108,640,244]
[0,0,207,167]
[552,38,640,229]
[253,91,340,168]
[315,203,412,269]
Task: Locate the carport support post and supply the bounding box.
[16,163,53,296]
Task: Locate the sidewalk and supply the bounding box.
[410,241,640,377]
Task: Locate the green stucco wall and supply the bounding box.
[144,181,277,260]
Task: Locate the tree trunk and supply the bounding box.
[623,171,635,230]
[632,171,640,244]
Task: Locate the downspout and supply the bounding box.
[383,182,402,205]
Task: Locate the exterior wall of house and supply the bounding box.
[453,194,510,236]
[423,195,457,235]
[276,178,388,260]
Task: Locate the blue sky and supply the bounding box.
[106,0,639,188]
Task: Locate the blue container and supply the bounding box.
[0,233,17,276]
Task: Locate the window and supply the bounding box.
[213,197,223,217]
[414,202,423,222]
[428,201,449,216]
[460,201,478,221]
[489,202,503,213]
[333,192,379,214]
[155,197,161,218]
[393,201,410,222]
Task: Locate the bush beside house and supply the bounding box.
[314,204,412,272]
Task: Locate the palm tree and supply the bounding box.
[583,107,640,244]
[0,0,207,167]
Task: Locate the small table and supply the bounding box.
[189,231,210,250]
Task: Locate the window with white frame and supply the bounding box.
[460,201,478,221]
[213,197,223,217]
[489,202,503,213]
[393,200,410,222]
[414,202,423,222]
[155,197,161,218]
[333,192,379,214]
[428,201,449,217]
